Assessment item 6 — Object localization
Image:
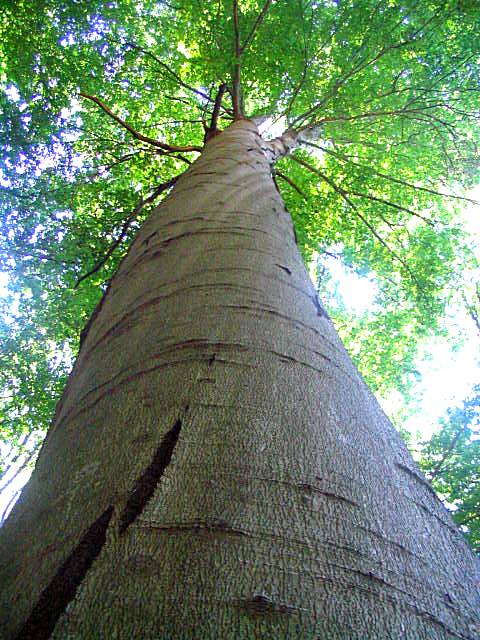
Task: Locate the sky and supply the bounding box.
[321,252,479,442]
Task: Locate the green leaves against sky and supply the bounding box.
[0,0,479,535]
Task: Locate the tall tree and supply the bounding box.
[0,0,479,637]
[419,385,480,553]
[1,0,479,464]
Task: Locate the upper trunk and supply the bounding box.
[1,120,479,640]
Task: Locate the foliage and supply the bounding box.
[0,0,479,533]
[419,386,480,553]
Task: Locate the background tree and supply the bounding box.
[419,385,480,553]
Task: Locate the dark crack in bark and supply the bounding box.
[233,593,302,617]
[275,263,292,275]
[118,419,182,534]
[13,506,114,640]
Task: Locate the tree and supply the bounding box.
[419,385,480,553]
[1,0,480,637]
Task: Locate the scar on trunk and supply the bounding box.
[118,418,182,534]
[276,264,292,275]
[14,505,114,640]
[234,594,299,616]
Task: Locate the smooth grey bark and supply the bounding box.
[1,120,479,639]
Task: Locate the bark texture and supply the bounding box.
[1,120,479,639]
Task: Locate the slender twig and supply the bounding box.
[429,427,466,480]
[306,142,479,205]
[75,176,180,287]
[84,151,141,182]
[300,104,457,132]
[275,170,307,199]
[0,433,29,472]
[79,93,203,153]
[284,1,312,122]
[119,40,213,104]
[232,0,243,119]
[240,0,273,54]
[205,83,227,141]
[290,11,441,128]
[291,155,419,283]
[463,289,480,334]
[347,190,435,227]
[0,443,39,494]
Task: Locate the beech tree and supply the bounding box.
[1,1,479,638]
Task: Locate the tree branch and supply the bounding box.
[79,93,203,153]
[120,40,213,105]
[290,11,441,128]
[205,83,228,141]
[240,0,273,54]
[284,12,312,123]
[275,170,307,199]
[232,0,243,119]
[429,427,466,480]
[463,288,480,335]
[291,155,419,283]
[75,176,180,287]
[0,490,21,526]
[0,442,40,494]
[347,189,435,227]
[306,142,479,205]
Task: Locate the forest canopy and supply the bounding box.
[0,0,479,549]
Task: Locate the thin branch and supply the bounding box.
[306,142,479,205]
[173,153,194,165]
[301,103,458,131]
[291,155,419,283]
[463,289,480,335]
[290,11,441,128]
[75,176,180,287]
[429,427,466,480]
[205,83,228,141]
[347,190,436,227]
[79,93,203,153]
[285,65,310,122]
[120,40,213,104]
[232,0,243,119]
[0,443,39,494]
[84,151,142,182]
[0,433,29,471]
[275,170,307,199]
[283,0,312,121]
[240,0,273,54]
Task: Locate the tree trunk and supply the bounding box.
[1,120,478,640]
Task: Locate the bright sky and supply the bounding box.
[321,253,479,442]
